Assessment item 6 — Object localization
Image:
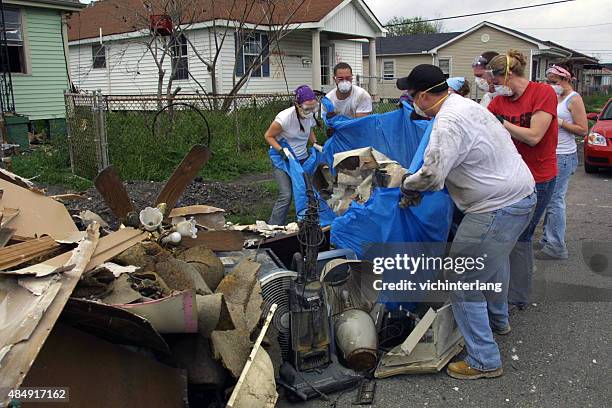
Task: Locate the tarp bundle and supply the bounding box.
[269,102,454,257]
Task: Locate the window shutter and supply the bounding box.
[235,32,244,76]
[262,34,270,77]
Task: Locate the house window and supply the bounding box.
[242,33,269,77]
[531,59,539,81]
[171,34,188,80]
[321,46,330,85]
[437,58,451,78]
[382,60,395,80]
[2,8,26,73]
[92,44,106,69]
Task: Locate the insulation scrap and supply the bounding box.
[227,221,299,238]
[154,253,212,295]
[113,241,169,270]
[211,258,264,378]
[176,245,225,291]
[327,147,407,215]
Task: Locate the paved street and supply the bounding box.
[279,157,612,408]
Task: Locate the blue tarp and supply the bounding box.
[270,101,453,252]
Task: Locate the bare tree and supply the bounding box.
[108,0,306,109]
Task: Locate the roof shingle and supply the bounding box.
[68,0,343,41]
[362,32,462,56]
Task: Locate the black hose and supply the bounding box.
[151,102,212,147]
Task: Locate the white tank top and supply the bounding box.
[556,91,578,155]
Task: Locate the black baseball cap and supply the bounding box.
[396,64,448,94]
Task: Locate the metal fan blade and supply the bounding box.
[94,165,135,220]
[155,144,211,211]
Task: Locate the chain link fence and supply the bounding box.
[64,91,400,181]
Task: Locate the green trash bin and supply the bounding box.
[5,115,30,150]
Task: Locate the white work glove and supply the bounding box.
[313,143,323,152]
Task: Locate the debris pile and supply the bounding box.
[1,147,464,407]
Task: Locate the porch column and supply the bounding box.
[311,29,322,91]
[368,38,377,98]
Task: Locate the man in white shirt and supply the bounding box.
[324,62,373,118]
[397,64,536,381]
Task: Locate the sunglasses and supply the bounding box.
[334,76,353,82]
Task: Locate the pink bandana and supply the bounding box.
[546,65,572,79]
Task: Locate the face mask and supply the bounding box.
[337,80,352,94]
[413,102,427,117]
[300,112,314,119]
[551,84,564,95]
[475,77,490,92]
[413,81,449,117]
[494,85,514,96]
[492,55,515,97]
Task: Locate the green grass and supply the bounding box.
[11,99,400,190]
[583,94,610,113]
[11,136,93,191]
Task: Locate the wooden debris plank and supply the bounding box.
[94,166,135,220]
[155,145,211,211]
[0,236,59,270]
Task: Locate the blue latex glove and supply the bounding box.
[321,96,335,114]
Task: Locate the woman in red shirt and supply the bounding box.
[487,50,558,309]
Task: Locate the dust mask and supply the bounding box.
[475,77,490,92]
[413,102,427,117]
[551,84,564,96]
[494,85,514,96]
[338,80,352,94]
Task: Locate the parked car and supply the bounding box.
[584,98,612,173]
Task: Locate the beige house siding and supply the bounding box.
[435,26,536,99]
[363,54,432,99]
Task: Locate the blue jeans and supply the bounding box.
[508,178,556,305]
[268,167,293,226]
[541,153,578,258]
[450,193,536,371]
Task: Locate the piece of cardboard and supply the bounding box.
[0,207,19,227]
[169,205,225,217]
[0,180,79,241]
[0,227,146,405]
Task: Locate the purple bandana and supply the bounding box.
[295,85,316,104]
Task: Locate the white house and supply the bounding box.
[67,0,386,96]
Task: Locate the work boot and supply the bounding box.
[446,361,503,380]
[534,250,566,261]
[492,325,511,335]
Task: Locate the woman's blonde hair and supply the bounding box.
[487,49,528,78]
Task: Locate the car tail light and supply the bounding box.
[587,132,607,146]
